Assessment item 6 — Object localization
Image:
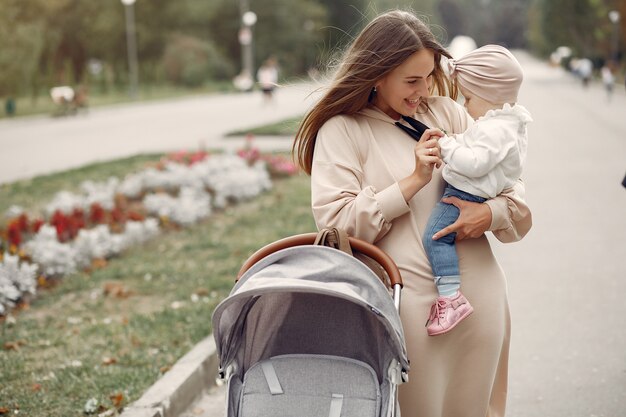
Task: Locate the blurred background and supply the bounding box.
[0,0,624,118]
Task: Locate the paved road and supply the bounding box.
[0,82,320,184]
[492,52,626,417]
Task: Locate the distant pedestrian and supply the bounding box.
[257,57,279,103]
[601,64,615,102]
[577,58,593,88]
[4,97,16,117]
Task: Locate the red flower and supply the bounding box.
[110,207,126,224]
[67,208,86,239]
[31,218,44,233]
[90,203,106,224]
[7,221,22,247]
[51,210,70,242]
[167,150,189,164]
[189,150,209,165]
[17,213,29,232]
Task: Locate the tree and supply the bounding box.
[208,0,328,77]
[438,0,466,39]
[527,0,621,61]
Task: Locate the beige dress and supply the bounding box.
[310,97,532,417]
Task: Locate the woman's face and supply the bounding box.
[373,49,435,120]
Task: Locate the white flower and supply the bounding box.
[143,187,211,226]
[72,225,118,269]
[0,253,38,314]
[5,205,24,219]
[45,191,85,215]
[23,225,77,276]
[0,253,37,295]
[118,173,145,198]
[80,177,119,210]
[194,154,272,207]
[119,219,160,249]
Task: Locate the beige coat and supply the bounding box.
[311,97,532,417]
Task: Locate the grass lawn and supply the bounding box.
[0,156,315,416]
[225,115,302,137]
[1,82,234,120]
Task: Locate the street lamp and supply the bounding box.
[609,10,620,62]
[236,0,257,92]
[121,0,139,99]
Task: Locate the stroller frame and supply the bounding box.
[212,228,409,417]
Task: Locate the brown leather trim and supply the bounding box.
[236,232,403,288]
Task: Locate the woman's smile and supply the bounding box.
[406,97,420,106]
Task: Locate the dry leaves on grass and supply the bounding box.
[3,339,27,351]
[102,356,117,366]
[103,281,133,298]
[109,392,124,408]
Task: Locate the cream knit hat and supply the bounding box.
[447,44,523,104]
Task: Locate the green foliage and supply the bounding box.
[1,0,622,102]
[162,35,235,87]
[226,115,303,136]
[207,0,328,76]
[0,2,46,96]
[525,0,624,62]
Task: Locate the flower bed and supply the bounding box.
[0,141,297,316]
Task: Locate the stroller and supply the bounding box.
[212,228,409,417]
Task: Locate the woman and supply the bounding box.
[293,10,532,417]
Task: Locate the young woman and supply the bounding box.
[293,10,532,417]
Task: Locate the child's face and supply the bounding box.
[459,86,500,120]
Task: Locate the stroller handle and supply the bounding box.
[236,232,403,289]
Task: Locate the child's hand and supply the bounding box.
[419,128,445,142]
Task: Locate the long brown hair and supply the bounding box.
[293,10,457,175]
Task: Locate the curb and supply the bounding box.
[120,335,219,417]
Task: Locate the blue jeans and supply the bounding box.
[423,184,486,293]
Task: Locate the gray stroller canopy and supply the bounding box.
[212,245,409,380]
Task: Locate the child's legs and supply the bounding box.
[423,185,487,296]
[423,199,461,296]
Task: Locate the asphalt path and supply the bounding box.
[0,82,320,185]
[492,52,626,417]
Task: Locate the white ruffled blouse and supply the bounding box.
[438,103,533,198]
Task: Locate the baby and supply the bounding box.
[422,45,532,336]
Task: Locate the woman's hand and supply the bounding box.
[432,197,492,241]
[399,135,442,202]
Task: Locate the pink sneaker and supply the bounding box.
[426,292,474,336]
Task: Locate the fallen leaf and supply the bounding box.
[32,383,42,392]
[109,392,124,407]
[159,365,171,374]
[0,407,9,414]
[4,340,26,351]
[102,357,117,366]
[103,282,132,298]
[194,287,209,296]
[91,258,108,269]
